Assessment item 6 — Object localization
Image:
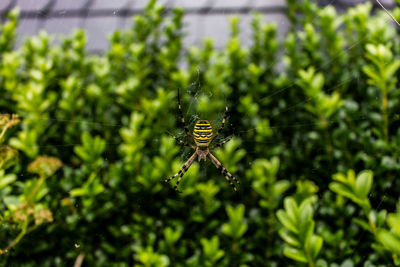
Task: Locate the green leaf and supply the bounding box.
[272,180,290,196]
[355,170,373,198]
[0,172,17,188]
[353,218,373,232]
[74,146,88,161]
[340,259,355,267]
[307,235,323,260]
[214,250,224,262]
[299,199,313,222]
[277,210,298,234]
[329,182,357,200]
[316,259,328,267]
[332,173,348,184]
[365,43,377,56]
[387,214,400,236]
[237,224,248,239]
[3,195,19,211]
[279,229,301,247]
[70,188,85,197]
[386,60,400,77]
[377,209,387,227]
[347,170,356,185]
[283,246,308,263]
[269,157,280,176]
[377,229,400,254]
[284,197,299,224]
[201,236,223,260]
[312,72,324,91]
[221,224,231,236]
[299,219,314,244]
[362,65,380,83]
[92,182,104,195]
[226,204,245,223]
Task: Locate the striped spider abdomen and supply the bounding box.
[193,120,213,147]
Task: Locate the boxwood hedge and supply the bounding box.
[1,0,400,266]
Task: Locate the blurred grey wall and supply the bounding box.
[0,0,396,53]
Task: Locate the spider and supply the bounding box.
[164,90,240,192]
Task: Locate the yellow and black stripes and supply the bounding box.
[208,153,240,192]
[193,120,213,146]
[164,152,197,192]
[165,90,239,192]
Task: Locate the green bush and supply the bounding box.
[1,0,400,265]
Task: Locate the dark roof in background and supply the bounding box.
[0,0,396,53]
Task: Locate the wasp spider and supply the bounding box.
[164,90,240,192]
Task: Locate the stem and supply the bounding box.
[232,240,239,252]
[26,175,46,204]
[324,128,332,158]
[306,246,315,267]
[231,240,239,266]
[0,174,48,255]
[265,208,275,261]
[368,216,377,236]
[382,81,389,142]
[265,183,278,261]
[362,203,377,235]
[0,124,11,142]
[0,219,28,255]
[73,252,86,267]
[319,115,333,161]
[0,115,19,142]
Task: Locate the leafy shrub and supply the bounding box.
[1,0,400,266]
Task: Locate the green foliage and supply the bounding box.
[247,157,288,209]
[0,8,19,54]
[377,213,400,255]
[0,0,400,266]
[329,169,400,264]
[277,187,323,266]
[297,67,343,127]
[135,246,169,267]
[222,204,248,239]
[200,236,225,266]
[74,132,106,168]
[376,201,400,265]
[330,170,373,214]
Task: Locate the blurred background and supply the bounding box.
[0,0,395,52]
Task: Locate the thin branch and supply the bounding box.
[376,0,400,28]
[74,252,86,267]
[0,220,28,256]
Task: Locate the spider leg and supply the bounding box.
[211,94,229,143]
[164,152,197,192]
[177,89,194,141]
[165,131,195,149]
[210,135,233,149]
[208,152,240,192]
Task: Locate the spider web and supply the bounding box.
[3,3,393,194]
[4,0,395,208]
[1,0,399,264]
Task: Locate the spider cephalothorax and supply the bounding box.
[164,90,240,192]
